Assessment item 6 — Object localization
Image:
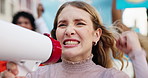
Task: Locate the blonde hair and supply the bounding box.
[51,1,125,69]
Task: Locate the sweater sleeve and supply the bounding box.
[128,49,148,78]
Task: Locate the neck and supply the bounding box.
[61,54,95,72]
[62,54,93,64]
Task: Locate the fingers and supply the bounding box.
[116,31,142,54]
[1,70,15,78]
[122,31,141,51]
[119,35,127,48]
[16,76,26,78]
[0,62,17,78]
[7,62,19,75]
[116,35,131,54]
[0,62,26,78]
[1,71,25,78]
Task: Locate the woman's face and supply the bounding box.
[16,16,33,30]
[56,5,101,61]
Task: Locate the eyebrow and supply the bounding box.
[74,19,86,23]
[58,20,67,24]
[58,18,87,24]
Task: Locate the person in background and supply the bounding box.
[112,1,148,77]
[12,10,50,34]
[111,20,148,78]
[37,3,44,18]
[113,20,148,62]
[35,3,50,34]
[112,0,122,23]
[1,1,148,78]
[12,11,36,31]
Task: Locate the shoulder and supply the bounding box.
[101,68,129,78]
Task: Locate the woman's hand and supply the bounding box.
[116,31,142,55]
[1,62,25,78]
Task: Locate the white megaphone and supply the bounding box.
[0,20,62,76]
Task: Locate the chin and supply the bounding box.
[62,50,78,58]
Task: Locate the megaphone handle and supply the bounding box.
[16,60,42,76]
[17,64,29,76]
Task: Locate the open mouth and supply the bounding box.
[64,41,80,45]
[63,39,80,45]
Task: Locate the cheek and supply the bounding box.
[78,28,94,38]
[27,25,33,30]
[56,29,64,41]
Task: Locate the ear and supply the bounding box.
[93,28,102,43]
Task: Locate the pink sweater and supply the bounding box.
[26,49,148,78]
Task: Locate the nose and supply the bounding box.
[20,24,26,27]
[18,23,26,28]
[65,26,75,36]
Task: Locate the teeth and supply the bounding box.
[65,41,79,45]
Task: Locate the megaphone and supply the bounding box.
[0,20,62,76]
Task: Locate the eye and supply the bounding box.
[17,22,22,24]
[76,23,86,25]
[58,24,67,27]
[25,22,30,24]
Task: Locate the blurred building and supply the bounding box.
[0,0,40,22]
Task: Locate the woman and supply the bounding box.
[1,1,147,78]
[35,3,50,34]
[12,11,36,31]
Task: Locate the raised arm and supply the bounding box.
[116,31,148,78]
